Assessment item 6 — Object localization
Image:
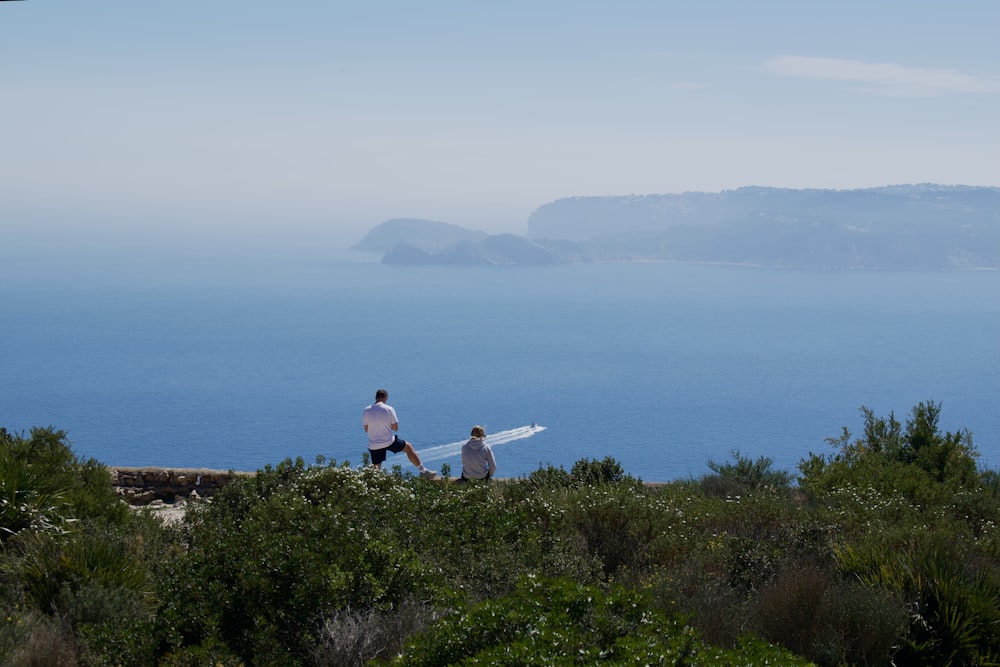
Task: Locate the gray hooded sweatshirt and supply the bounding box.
[461,437,497,480]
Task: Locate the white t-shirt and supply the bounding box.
[362,402,398,449]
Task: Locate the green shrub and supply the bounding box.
[413,480,599,600]
[379,575,812,666]
[65,581,159,667]
[523,463,573,489]
[559,483,665,577]
[644,556,747,648]
[836,544,1000,665]
[156,638,245,667]
[0,520,163,666]
[157,463,440,664]
[157,459,654,662]
[798,402,980,504]
[704,450,792,497]
[0,427,165,665]
[570,455,631,485]
[749,563,906,667]
[0,451,68,542]
[0,427,127,544]
[523,457,639,491]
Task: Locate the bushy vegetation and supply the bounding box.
[0,427,164,666]
[2,401,998,666]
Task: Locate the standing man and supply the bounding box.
[363,388,438,478]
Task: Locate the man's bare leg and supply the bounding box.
[402,442,422,468]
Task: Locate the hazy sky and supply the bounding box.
[3,1,998,249]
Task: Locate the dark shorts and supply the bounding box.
[369,435,406,465]
[458,472,492,483]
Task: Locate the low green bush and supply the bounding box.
[704,450,792,497]
[157,464,433,665]
[378,575,812,666]
[0,428,164,666]
[0,427,127,545]
[749,562,906,667]
[837,544,1000,665]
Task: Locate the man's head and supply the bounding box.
[470,425,486,438]
[375,388,388,403]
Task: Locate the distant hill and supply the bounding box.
[527,184,1000,240]
[383,234,567,266]
[358,185,1000,269]
[352,218,488,252]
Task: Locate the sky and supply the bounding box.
[2,1,998,252]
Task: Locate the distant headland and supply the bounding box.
[353,184,1000,270]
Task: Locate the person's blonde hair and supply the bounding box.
[470,425,486,438]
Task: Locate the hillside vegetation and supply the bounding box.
[2,401,999,666]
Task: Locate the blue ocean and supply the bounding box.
[3,251,998,482]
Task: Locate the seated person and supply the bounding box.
[459,425,496,482]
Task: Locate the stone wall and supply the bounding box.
[110,467,254,505]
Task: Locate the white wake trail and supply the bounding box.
[417,425,545,464]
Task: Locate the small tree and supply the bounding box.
[798,401,980,499]
[705,450,791,496]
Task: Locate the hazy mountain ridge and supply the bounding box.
[360,185,1000,268]
[352,218,488,252]
[382,234,567,266]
